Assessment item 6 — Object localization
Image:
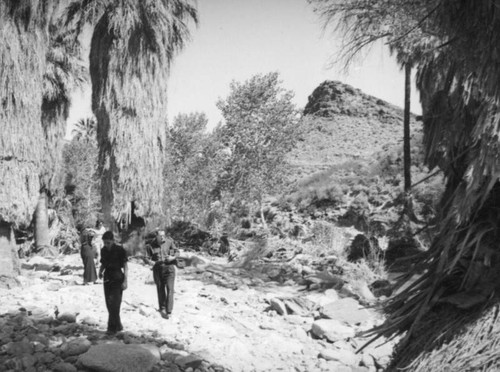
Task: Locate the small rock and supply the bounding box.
[175,354,204,368]
[283,297,314,316]
[53,362,78,372]
[5,341,34,356]
[160,345,186,362]
[58,312,77,323]
[139,305,157,317]
[35,351,57,364]
[47,282,64,291]
[311,319,355,342]
[293,325,309,342]
[319,348,359,366]
[80,316,99,326]
[60,338,91,357]
[4,357,23,370]
[269,298,287,315]
[21,355,37,369]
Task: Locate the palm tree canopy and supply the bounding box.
[308,0,442,68]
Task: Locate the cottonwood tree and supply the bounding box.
[63,117,100,230]
[164,113,226,225]
[216,72,300,227]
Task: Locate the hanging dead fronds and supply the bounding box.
[353,1,500,368]
[0,1,59,225]
[82,0,198,223]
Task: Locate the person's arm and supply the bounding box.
[98,264,104,279]
[122,261,128,290]
[144,244,155,266]
[165,240,178,262]
[98,248,105,279]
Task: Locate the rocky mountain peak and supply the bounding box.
[303,80,397,118]
[288,80,421,182]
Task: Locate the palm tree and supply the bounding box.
[65,0,199,229]
[0,1,60,278]
[354,1,500,370]
[72,117,97,142]
[35,18,87,254]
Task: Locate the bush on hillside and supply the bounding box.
[284,132,445,245]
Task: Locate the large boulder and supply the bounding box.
[320,298,372,326]
[78,343,158,372]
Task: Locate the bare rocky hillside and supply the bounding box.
[287,80,421,182]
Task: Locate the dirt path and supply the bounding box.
[0,253,394,372]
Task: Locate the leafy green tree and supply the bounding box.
[63,117,100,230]
[216,72,300,227]
[65,0,199,229]
[164,113,227,226]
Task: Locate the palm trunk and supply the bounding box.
[101,166,115,231]
[0,221,20,285]
[35,190,50,249]
[403,63,413,216]
[403,63,412,193]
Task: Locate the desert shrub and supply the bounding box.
[413,172,445,218]
[284,130,443,240]
[303,221,354,257]
[350,192,370,213]
[340,256,387,287]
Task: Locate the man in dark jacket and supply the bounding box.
[99,231,128,334]
[146,230,179,319]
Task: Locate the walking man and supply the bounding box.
[146,230,179,319]
[99,231,128,334]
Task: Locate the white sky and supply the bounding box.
[66,0,421,135]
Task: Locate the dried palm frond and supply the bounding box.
[365,2,500,367]
[386,303,500,371]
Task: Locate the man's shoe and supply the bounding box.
[160,310,168,319]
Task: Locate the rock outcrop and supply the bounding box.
[288,80,421,181]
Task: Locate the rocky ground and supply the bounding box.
[0,252,397,372]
